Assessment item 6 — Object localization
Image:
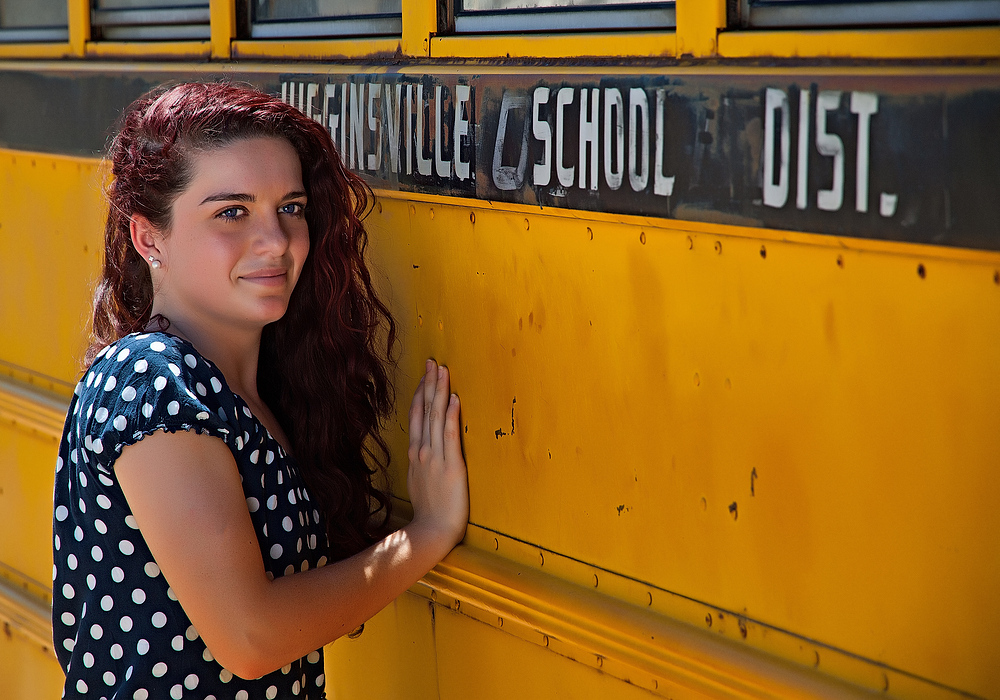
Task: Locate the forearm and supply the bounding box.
[216,521,453,678]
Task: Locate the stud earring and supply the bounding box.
[148,255,161,270]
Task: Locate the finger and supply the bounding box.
[443,393,464,467]
[421,359,437,449]
[408,374,426,456]
[429,365,451,455]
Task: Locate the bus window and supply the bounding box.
[92,0,210,41]
[732,0,1000,28]
[453,0,675,33]
[249,0,402,39]
[0,0,67,42]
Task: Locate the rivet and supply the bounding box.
[498,617,504,628]
[994,270,999,285]
[759,245,766,259]
[453,599,461,612]
[376,201,383,214]
[587,227,593,240]
[714,240,722,254]
[917,263,926,279]
[647,592,653,606]
[836,255,844,268]
[639,231,646,245]
[524,218,530,230]
[539,551,545,566]
[470,211,476,224]
[595,655,603,668]
[738,618,747,638]
[724,378,732,389]
[429,208,435,220]
[705,613,712,627]
[493,537,499,551]
[693,373,700,386]
[430,590,437,601]
[438,320,444,331]
[543,635,549,647]
[593,573,599,587]
[409,204,416,215]
[700,496,707,511]
[417,315,423,327]
[686,236,693,249]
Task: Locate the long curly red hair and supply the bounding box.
[90,81,396,560]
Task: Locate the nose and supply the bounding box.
[253,211,290,256]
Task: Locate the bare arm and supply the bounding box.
[115,360,468,679]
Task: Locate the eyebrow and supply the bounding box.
[199,191,307,205]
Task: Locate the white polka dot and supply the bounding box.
[142,403,154,418]
[167,400,180,415]
[301,560,309,572]
[104,376,117,392]
[235,690,248,700]
[101,594,114,611]
[171,635,184,651]
[90,623,103,640]
[317,556,328,567]
[246,497,259,512]
[125,514,139,529]
[86,372,95,387]
[95,406,109,422]
[266,495,277,510]
[87,573,97,589]
[195,382,207,396]
[92,438,104,454]
[284,564,295,576]
[154,376,168,391]
[134,689,148,700]
[56,456,63,472]
[97,494,111,509]
[167,587,178,601]
[121,386,137,401]
[316,673,325,686]
[266,450,274,464]
[74,526,84,541]
[78,471,88,488]
[195,411,210,420]
[113,415,127,431]
[120,615,134,632]
[185,624,199,641]
[76,680,88,693]
[182,353,197,368]
[134,358,149,373]
[210,377,223,393]
[94,519,107,534]
[55,505,68,521]
[202,647,214,662]
[61,611,75,626]
[296,538,303,553]
[170,685,183,700]
[132,588,146,604]
[136,639,150,655]
[112,566,125,583]
[292,680,300,694]
[152,661,168,677]
[151,611,167,628]
[116,348,130,362]
[281,664,292,675]
[184,674,199,690]
[307,650,320,664]
[235,436,244,450]
[288,490,297,505]
[266,686,278,699]
[269,543,283,559]
[99,473,114,487]
[219,669,233,683]
[63,638,75,652]
[62,583,75,599]
[54,534,61,550]
[111,643,124,659]
[167,363,181,377]
[308,534,317,549]
[119,540,135,555]
[104,671,116,686]
[150,341,166,352]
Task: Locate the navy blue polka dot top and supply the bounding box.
[53,331,332,700]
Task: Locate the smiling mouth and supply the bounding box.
[240,269,288,286]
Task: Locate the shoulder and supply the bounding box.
[76,333,237,467]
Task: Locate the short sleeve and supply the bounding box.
[76,333,236,472]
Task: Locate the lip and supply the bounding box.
[239,268,288,287]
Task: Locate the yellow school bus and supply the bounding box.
[1,1,998,698]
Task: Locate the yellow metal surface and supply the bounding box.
[85,41,212,59]
[68,0,89,57]
[232,38,403,61]
[0,44,73,59]
[401,0,436,57]
[360,191,1000,698]
[0,628,63,700]
[719,26,1000,60]
[430,32,676,59]
[675,0,726,57]
[209,0,236,60]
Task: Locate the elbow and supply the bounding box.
[204,625,282,680]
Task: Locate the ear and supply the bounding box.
[130,214,164,268]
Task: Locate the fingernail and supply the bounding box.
[450,394,458,405]
[426,359,434,373]
[438,366,446,378]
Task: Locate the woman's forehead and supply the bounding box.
[185,136,304,196]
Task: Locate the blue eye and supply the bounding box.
[218,207,244,220]
[280,202,305,216]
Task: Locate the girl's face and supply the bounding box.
[153,136,310,333]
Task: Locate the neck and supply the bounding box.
[148,307,263,403]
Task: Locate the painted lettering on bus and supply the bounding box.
[281,80,473,182]
[762,87,895,217]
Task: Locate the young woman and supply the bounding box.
[52,82,469,700]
